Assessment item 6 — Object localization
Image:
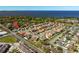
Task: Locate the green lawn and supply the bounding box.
[0,36,17,43]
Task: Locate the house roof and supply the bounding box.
[0,31,7,35]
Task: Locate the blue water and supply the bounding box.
[0,11,79,17]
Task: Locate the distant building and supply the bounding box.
[45,32,52,39]
[25,22,29,27]
[18,32,27,36]
[12,20,19,29]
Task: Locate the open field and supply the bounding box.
[0,36,17,43]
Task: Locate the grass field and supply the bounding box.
[0,36,17,43]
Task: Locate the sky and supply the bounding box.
[0,6,79,11]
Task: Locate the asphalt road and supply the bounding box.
[0,24,44,53]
